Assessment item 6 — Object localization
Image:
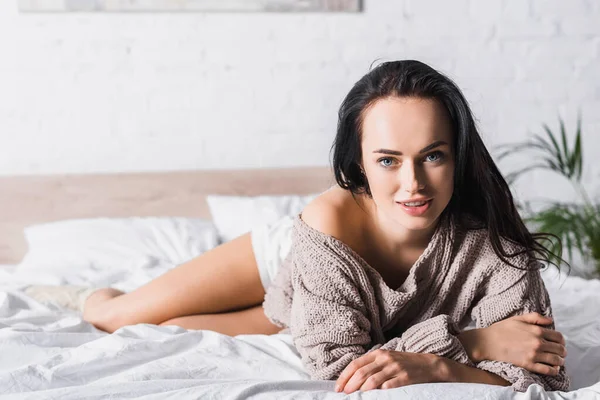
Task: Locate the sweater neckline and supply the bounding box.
[294,213,447,293]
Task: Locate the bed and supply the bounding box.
[0,167,599,399]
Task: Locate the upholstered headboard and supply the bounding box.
[0,167,334,264]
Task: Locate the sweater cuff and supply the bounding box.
[380,315,473,366]
[476,360,543,392]
[476,360,570,392]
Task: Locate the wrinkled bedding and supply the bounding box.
[0,260,599,399]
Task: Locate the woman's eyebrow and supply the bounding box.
[373,140,449,156]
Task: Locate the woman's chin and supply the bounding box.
[397,219,433,232]
[394,211,440,232]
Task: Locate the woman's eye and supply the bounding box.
[378,158,395,167]
[425,151,444,162]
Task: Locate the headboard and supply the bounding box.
[0,167,334,264]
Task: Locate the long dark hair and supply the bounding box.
[330,60,565,271]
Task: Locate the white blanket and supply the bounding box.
[1,261,599,400]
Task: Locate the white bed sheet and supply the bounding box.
[1,259,599,399]
[0,264,17,273]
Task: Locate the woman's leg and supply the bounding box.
[158,305,282,336]
[83,232,279,334]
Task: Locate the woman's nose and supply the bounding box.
[400,163,425,193]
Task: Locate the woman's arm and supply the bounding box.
[440,356,511,386]
[336,264,570,393]
[266,214,569,391]
[262,229,376,380]
[465,258,570,392]
[334,349,510,393]
[457,313,566,375]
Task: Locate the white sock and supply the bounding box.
[24,285,98,312]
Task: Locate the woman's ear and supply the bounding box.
[357,162,365,175]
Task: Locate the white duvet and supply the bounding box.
[1,260,599,399]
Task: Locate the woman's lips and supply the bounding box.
[396,199,432,216]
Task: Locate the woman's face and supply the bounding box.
[360,96,455,233]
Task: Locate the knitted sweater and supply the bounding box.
[262,214,570,392]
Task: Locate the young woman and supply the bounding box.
[29,60,569,393]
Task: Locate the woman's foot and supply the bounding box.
[82,288,125,330]
[83,287,125,311]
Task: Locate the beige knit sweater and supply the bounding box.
[262,214,570,392]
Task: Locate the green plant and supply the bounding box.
[497,114,600,276]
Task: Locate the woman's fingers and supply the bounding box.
[541,340,567,357]
[380,377,406,390]
[530,362,561,376]
[534,351,565,368]
[343,361,384,393]
[358,370,391,392]
[515,312,553,325]
[527,348,565,375]
[335,353,376,392]
[542,328,566,345]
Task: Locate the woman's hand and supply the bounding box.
[459,312,567,376]
[334,349,445,394]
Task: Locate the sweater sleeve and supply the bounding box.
[285,240,379,380]
[375,314,473,366]
[290,259,475,379]
[469,255,570,392]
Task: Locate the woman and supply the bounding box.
[29,60,569,393]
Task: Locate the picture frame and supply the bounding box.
[18,0,362,12]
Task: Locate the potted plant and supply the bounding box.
[497,115,600,278]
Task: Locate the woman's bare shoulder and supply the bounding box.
[301,186,365,244]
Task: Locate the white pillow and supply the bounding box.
[206,193,319,242]
[17,217,219,272]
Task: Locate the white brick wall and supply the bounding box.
[0,0,598,203]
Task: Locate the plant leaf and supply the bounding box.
[531,134,558,156]
[559,116,569,174]
[505,164,550,185]
[575,113,583,181]
[543,123,565,171]
[496,142,550,162]
[498,114,597,276]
